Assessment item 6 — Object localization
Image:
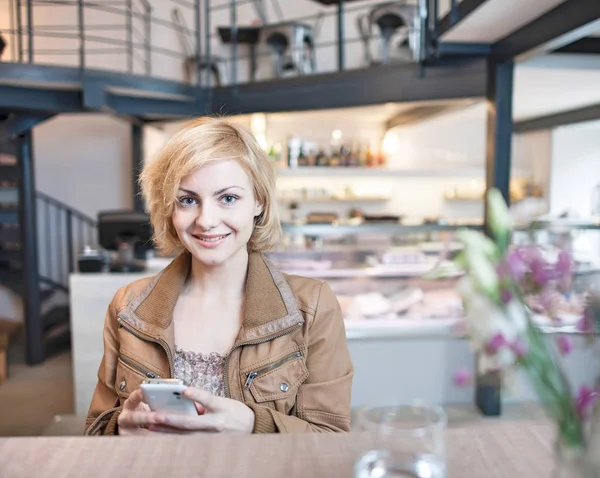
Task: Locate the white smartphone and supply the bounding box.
[140,381,198,416]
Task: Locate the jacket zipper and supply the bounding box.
[244,351,302,389]
[117,316,174,377]
[224,323,302,398]
[119,354,160,379]
[85,406,120,436]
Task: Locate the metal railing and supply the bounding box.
[1,0,460,86]
[36,191,97,291]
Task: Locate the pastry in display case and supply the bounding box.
[266,219,600,335]
[266,223,473,336]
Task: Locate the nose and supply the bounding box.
[195,202,220,231]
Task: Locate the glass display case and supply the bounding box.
[263,220,600,338]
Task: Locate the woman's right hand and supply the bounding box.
[117,389,166,435]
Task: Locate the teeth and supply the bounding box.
[198,235,227,242]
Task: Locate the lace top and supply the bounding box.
[173,345,226,397]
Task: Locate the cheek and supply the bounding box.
[171,209,193,233]
[225,207,258,232]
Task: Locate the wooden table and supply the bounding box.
[0,421,554,477]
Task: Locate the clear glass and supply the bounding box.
[553,440,587,478]
[355,404,447,478]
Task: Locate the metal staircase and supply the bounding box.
[0,136,97,361]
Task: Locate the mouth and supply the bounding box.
[192,233,232,245]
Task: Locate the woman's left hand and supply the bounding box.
[149,388,255,434]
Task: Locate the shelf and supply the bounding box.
[343,315,597,340]
[277,167,534,178]
[280,263,461,279]
[278,197,390,203]
[281,223,483,235]
[344,317,461,340]
[278,167,486,178]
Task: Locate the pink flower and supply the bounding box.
[500,288,513,304]
[485,332,507,355]
[575,386,600,419]
[504,249,529,283]
[510,339,529,359]
[453,366,472,387]
[555,250,572,276]
[531,260,553,288]
[557,336,572,355]
[577,309,595,334]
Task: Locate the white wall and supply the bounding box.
[549,120,600,217]
[34,114,133,220]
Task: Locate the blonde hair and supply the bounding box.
[140,116,281,254]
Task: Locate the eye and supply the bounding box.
[220,194,239,206]
[178,196,197,207]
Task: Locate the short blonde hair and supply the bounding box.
[140,116,281,254]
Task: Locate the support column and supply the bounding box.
[131,123,144,212]
[337,0,345,71]
[477,56,514,417]
[17,131,43,365]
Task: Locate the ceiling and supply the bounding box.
[513,54,600,120]
[260,100,476,124]
[441,0,567,43]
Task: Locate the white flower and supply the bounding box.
[487,188,512,241]
[459,280,529,374]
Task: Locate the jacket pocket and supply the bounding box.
[245,351,309,403]
[115,355,161,398]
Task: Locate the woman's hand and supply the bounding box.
[117,389,166,435]
[149,388,255,434]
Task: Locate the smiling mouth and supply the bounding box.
[193,233,231,243]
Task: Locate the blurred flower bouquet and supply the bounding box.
[440,189,599,465]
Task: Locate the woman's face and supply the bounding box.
[172,159,262,267]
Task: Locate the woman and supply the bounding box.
[85,117,354,435]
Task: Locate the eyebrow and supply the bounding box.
[178,186,244,197]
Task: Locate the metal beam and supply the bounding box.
[554,37,600,55]
[514,103,600,133]
[0,62,81,86]
[479,56,515,417]
[437,42,492,57]
[16,132,44,365]
[0,85,82,113]
[436,0,489,39]
[131,123,144,212]
[82,71,201,110]
[493,0,600,60]
[104,91,209,118]
[0,114,53,142]
[212,59,487,115]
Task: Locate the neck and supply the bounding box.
[185,249,249,298]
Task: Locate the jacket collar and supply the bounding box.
[119,251,304,345]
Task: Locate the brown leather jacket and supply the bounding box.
[85,252,353,435]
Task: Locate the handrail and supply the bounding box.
[36,191,98,289]
[4,0,447,87]
[35,191,96,226]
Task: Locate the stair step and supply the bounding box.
[0,209,18,224]
[42,305,70,333]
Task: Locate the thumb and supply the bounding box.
[183,388,221,410]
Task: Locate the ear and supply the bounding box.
[254,201,264,218]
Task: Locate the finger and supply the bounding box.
[195,403,207,415]
[123,389,146,411]
[119,410,166,428]
[119,425,152,436]
[161,413,221,432]
[135,402,152,413]
[147,424,203,434]
[183,388,220,410]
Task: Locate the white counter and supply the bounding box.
[70,271,600,417]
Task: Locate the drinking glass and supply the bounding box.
[355,404,447,478]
